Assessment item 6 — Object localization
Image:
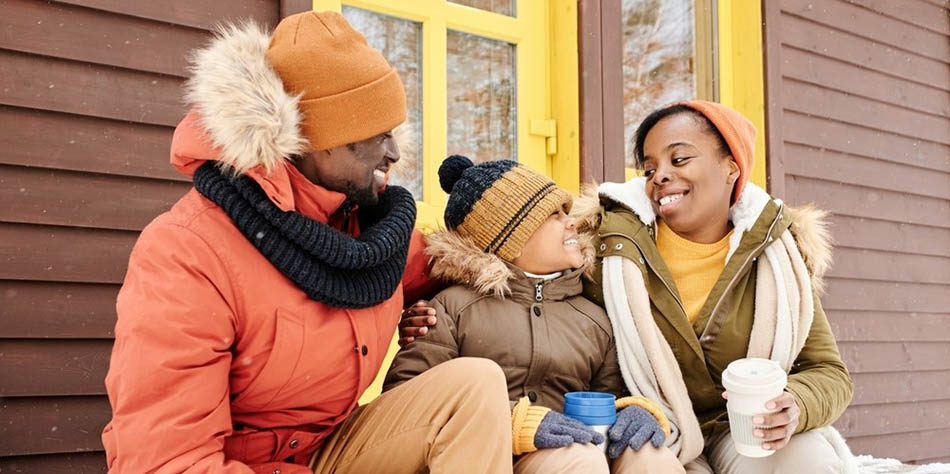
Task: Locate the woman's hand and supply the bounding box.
[725,390,800,451]
[398,300,437,346]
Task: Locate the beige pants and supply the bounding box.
[310,357,513,474]
[684,429,845,474]
[514,442,685,474]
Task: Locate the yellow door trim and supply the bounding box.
[718,0,767,190]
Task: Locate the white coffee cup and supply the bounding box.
[721,358,788,458]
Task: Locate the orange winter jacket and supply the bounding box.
[102,111,436,474]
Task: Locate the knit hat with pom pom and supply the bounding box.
[438,155,572,261]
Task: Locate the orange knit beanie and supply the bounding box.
[266,11,407,151]
[678,100,757,204]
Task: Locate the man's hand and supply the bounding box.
[398,300,437,346]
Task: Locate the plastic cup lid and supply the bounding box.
[721,358,787,394]
[564,392,616,406]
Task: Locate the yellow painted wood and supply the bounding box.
[718,0,767,190]
[549,0,580,193]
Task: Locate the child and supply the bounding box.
[384,156,679,474]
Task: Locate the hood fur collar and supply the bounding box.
[574,180,833,287]
[184,21,307,175]
[425,230,596,298]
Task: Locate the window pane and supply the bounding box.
[446,30,517,164]
[449,0,514,17]
[622,0,697,167]
[343,6,423,199]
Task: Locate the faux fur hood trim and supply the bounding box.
[184,21,307,175]
[573,181,833,290]
[425,229,596,298]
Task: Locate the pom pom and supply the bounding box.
[439,154,474,194]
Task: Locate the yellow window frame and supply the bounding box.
[311,0,579,403]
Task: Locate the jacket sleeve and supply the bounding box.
[785,293,854,434]
[104,223,308,474]
[401,230,445,305]
[382,293,460,392]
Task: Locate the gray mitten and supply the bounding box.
[535,411,606,449]
[606,405,666,459]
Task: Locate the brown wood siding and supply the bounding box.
[763,0,950,464]
[0,0,283,471]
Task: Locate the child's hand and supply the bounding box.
[607,405,666,458]
[535,411,605,449]
[398,300,437,346]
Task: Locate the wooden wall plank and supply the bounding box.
[577,0,605,183]
[0,49,186,127]
[827,247,950,284]
[780,13,950,89]
[847,428,950,463]
[0,223,136,284]
[782,0,950,61]
[782,143,950,200]
[837,400,950,438]
[827,214,950,258]
[0,165,189,231]
[780,46,949,117]
[781,79,949,145]
[787,176,950,228]
[0,396,110,456]
[846,0,950,35]
[0,452,107,474]
[0,340,111,397]
[823,278,949,313]
[782,111,950,173]
[838,341,950,373]
[0,106,183,182]
[829,311,950,342]
[1,0,206,78]
[0,281,119,339]
[53,0,279,31]
[850,370,950,405]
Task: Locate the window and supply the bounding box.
[621,0,716,168]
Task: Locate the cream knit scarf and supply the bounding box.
[597,180,857,472]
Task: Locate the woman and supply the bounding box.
[402,101,856,474]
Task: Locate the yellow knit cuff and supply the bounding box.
[511,397,550,455]
[616,396,672,438]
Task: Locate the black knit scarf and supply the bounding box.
[193,161,417,309]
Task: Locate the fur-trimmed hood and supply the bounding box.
[424,229,597,298]
[171,21,307,178]
[573,179,833,291]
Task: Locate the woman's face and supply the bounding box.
[642,113,739,243]
[512,209,584,274]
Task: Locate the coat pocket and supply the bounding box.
[231,308,306,410]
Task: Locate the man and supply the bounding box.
[103,12,512,474]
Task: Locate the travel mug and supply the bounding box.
[563,391,617,453]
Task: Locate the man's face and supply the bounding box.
[297,131,400,207]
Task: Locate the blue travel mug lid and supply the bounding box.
[565,413,617,426]
[564,392,616,406]
[564,403,617,418]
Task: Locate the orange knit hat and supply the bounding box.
[266,11,407,151]
[678,100,757,204]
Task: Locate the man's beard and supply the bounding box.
[344,181,379,208]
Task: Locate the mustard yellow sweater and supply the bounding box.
[655,221,732,324]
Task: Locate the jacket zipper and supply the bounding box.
[599,231,688,318]
[535,282,544,302]
[699,205,785,343]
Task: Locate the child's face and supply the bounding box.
[642,113,738,242]
[512,209,584,274]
